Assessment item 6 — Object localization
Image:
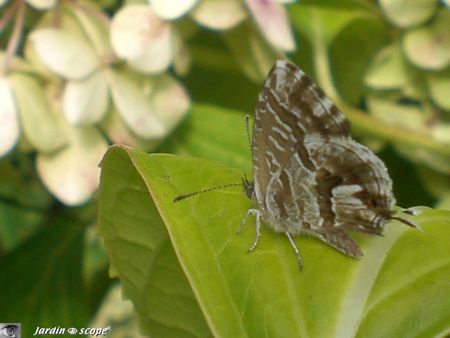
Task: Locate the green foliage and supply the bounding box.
[0,0,449,337]
[98,144,450,338]
[160,104,250,171]
[0,154,52,252]
[0,213,88,337]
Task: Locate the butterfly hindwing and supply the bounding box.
[309,139,395,234]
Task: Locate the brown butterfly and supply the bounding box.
[176,60,419,268]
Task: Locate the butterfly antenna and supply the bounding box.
[391,207,423,230]
[173,182,242,203]
[391,216,421,230]
[245,114,252,154]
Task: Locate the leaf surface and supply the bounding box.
[0,214,87,337]
[98,145,450,338]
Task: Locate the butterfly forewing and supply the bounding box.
[250,60,397,258]
[252,61,351,204]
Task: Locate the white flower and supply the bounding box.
[110,4,174,74]
[144,0,295,51]
[18,4,191,205]
[244,0,295,51]
[36,119,108,206]
[0,77,19,157]
[26,0,57,10]
[191,0,248,30]
[30,27,110,126]
[0,0,57,10]
[148,0,199,20]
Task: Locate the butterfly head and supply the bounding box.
[242,176,255,200]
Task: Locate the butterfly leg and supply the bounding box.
[285,232,303,270]
[316,229,363,259]
[247,209,262,253]
[236,208,256,234]
[236,208,263,252]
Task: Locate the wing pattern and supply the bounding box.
[251,60,397,257]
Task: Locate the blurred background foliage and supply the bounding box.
[0,0,449,336]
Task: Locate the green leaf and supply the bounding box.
[290,3,389,104]
[417,165,450,199]
[0,153,52,252]
[98,146,214,338]
[365,44,410,90]
[395,143,450,175]
[329,14,389,104]
[183,50,259,112]
[290,3,366,48]
[98,145,450,338]
[0,213,88,337]
[0,202,43,253]
[289,3,450,174]
[427,69,450,111]
[159,104,250,172]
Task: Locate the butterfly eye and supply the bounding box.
[370,199,378,207]
[242,177,255,199]
[0,325,18,337]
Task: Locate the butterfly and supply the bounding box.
[176,60,419,269]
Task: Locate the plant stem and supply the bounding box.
[0,1,18,33]
[0,0,26,76]
[336,99,450,158]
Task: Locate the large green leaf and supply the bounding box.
[98,146,214,338]
[329,15,388,105]
[0,213,88,337]
[0,154,53,253]
[98,145,450,338]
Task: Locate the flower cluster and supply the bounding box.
[0,0,296,205]
[365,0,450,173]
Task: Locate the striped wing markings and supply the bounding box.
[252,60,399,258]
[269,60,351,139]
[253,63,317,207]
[309,138,395,235]
[252,60,353,229]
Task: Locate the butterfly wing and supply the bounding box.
[252,60,350,211]
[252,60,396,241]
[309,138,395,234]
